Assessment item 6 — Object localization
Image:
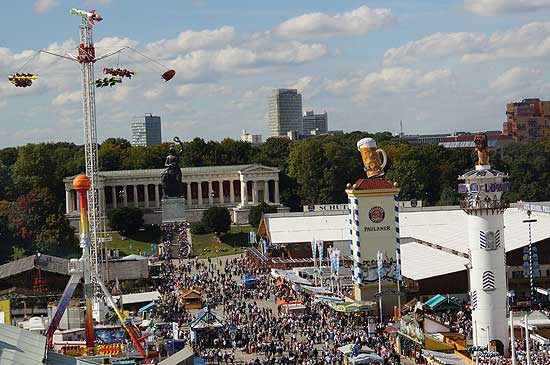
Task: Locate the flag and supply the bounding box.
[318,240,324,266]
[377,251,383,278]
[311,238,317,262]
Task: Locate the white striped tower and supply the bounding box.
[459,164,510,355]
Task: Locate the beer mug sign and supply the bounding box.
[357,138,387,178]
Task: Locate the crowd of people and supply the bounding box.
[149,249,400,365]
[149,228,550,365]
[160,222,192,260]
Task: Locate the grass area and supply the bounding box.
[192,225,255,259]
[105,230,160,256]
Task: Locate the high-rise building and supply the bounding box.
[268,89,303,137]
[503,98,550,141]
[303,110,328,135]
[131,114,162,147]
[240,130,263,145]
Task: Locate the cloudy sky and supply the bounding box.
[1,0,550,147]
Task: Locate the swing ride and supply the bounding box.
[8,7,177,364]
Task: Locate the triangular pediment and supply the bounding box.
[240,164,280,174]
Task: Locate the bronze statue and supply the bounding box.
[474,132,489,166]
[161,136,184,197]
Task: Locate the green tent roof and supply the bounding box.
[425,294,462,309]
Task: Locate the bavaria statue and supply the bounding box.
[161,136,184,197]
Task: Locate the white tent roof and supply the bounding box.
[400,207,550,254]
[400,242,469,281]
[115,291,161,305]
[264,212,351,244]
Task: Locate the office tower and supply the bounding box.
[268,89,303,137]
[303,110,328,135]
[131,114,162,147]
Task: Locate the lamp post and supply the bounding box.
[523,210,538,303]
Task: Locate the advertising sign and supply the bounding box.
[304,204,349,212]
[355,194,396,259]
[0,300,10,325]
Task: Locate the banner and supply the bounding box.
[249,231,255,244]
[317,239,324,267]
[311,238,317,263]
[333,249,340,274]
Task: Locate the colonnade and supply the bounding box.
[65,178,280,214]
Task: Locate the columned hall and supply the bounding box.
[64,164,282,224]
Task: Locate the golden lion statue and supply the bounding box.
[474,132,489,166]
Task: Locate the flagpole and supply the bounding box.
[378,250,383,323]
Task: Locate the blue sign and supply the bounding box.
[470,183,479,193]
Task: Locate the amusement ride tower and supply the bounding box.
[459,133,511,355]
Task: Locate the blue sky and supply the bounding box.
[2,0,550,147]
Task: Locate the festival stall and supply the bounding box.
[180,289,203,309]
[189,307,224,344]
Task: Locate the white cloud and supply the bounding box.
[145,26,236,57]
[177,83,228,97]
[383,32,487,66]
[52,91,81,106]
[354,67,452,102]
[490,67,541,90]
[274,5,395,40]
[34,0,58,13]
[464,0,550,16]
[384,22,550,66]
[15,128,55,138]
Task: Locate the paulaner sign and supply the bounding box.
[363,206,391,232]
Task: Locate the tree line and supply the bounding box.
[0,133,548,263]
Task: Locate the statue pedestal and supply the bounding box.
[161,197,186,223]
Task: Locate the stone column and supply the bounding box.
[187,183,192,207]
[112,186,117,209]
[65,189,71,214]
[252,181,258,205]
[274,179,280,204]
[123,186,128,207]
[154,185,160,207]
[230,180,235,204]
[240,178,248,206]
[264,180,270,203]
[220,181,225,204]
[99,186,105,211]
[144,184,150,208]
[208,181,213,205]
[133,185,139,207]
[198,182,203,206]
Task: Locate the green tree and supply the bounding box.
[102,138,132,149]
[248,202,278,228]
[504,140,550,202]
[253,138,293,172]
[12,144,59,197]
[99,142,128,171]
[8,188,58,249]
[288,136,363,204]
[437,186,460,206]
[181,138,210,167]
[35,213,78,256]
[201,206,231,234]
[107,207,144,235]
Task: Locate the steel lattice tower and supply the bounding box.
[78,18,103,298]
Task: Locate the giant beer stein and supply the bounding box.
[357,137,387,178]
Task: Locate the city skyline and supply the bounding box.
[2,1,550,147]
